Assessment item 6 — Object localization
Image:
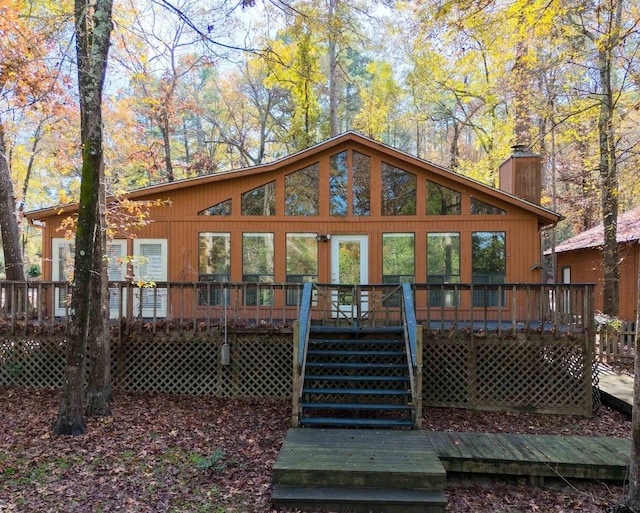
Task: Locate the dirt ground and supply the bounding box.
[0,387,632,513]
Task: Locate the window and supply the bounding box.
[52,238,75,316]
[382,234,415,306]
[285,163,319,216]
[243,233,274,305]
[106,240,128,317]
[198,233,231,305]
[286,233,318,305]
[471,198,506,215]
[330,150,371,216]
[198,199,232,216]
[427,233,460,307]
[381,163,416,216]
[52,238,128,317]
[562,267,571,284]
[352,151,370,216]
[472,232,506,307]
[382,234,415,284]
[426,181,461,215]
[242,181,276,216]
[132,239,168,317]
[330,151,348,216]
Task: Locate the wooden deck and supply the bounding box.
[271,428,630,512]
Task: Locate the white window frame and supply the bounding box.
[132,238,168,318]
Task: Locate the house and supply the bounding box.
[554,205,640,322]
[26,131,561,318]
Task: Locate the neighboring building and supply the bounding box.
[554,205,640,322]
[26,131,560,317]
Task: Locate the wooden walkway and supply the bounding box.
[599,369,634,414]
[272,428,630,512]
[426,431,630,482]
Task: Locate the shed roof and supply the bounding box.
[26,131,561,227]
[554,205,640,253]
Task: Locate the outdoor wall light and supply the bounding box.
[316,234,331,242]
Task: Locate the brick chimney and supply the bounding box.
[498,144,541,205]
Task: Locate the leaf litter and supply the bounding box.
[0,387,630,512]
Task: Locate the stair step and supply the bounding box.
[272,486,447,513]
[310,326,404,335]
[300,417,415,428]
[301,402,412,410]
[303,387,411,396]
[305,375,410,383]
[306,362,407,369]
[307,350,405,357]
[310,338,403,345]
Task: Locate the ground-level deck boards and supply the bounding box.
[598,371,634,414]
[274,428,446,490]
[426,431,630,481]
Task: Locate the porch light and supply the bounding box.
[316,234,331,242]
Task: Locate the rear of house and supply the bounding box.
[27,132,560,319]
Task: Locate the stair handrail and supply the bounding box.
[402,283,422,428]
[298,282,313,368]
[401,283,417,368]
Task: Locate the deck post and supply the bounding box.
[292,320,300,428]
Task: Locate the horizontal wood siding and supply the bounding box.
[34,139,549,292]
[558,243,638,322]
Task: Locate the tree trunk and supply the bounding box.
[328,0,338,137]
[86,175,112,417]
[161,114,174,181]
[53,0,113,436]
[598,45,620,317]
[0,121,25,282]
[627,246,640,508]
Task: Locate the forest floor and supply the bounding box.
[0,386,632,513]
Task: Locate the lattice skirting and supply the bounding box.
[423,332,594,416]
[0,332,293,398]
[1,329,595,415]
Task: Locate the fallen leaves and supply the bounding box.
[0,387,631,512]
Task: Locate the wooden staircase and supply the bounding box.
[272,428,447,513]
[299,325,416,428]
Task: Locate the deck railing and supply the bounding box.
[0,280,595,335]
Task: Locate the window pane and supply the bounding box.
[352,151,370,216]
[286,233,318,278]
[382,234,415,281]
[242,233,274,277]
[472,231,506,307]
[471,198,506,215]
[381,163,416,216]
[426,181,461,215]
[427,233,460,277]
[198,199,232,216]
[330,151,348,216]
[242,181,276,215]
[199,233,231,277]
[427,233,460,307]
[285,163,319,216]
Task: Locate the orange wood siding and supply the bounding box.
[557,243,638,322]
[33,138,548,288]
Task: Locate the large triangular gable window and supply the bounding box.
[242,181,276,216]
[199,199,231,216]
[285,163,319,216]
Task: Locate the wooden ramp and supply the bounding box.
[272,429,630,513]
[272,428,447,513]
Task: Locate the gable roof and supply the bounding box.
[554,205,640,253]
[26,131,561,227]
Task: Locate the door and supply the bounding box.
[330,235,368,317]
